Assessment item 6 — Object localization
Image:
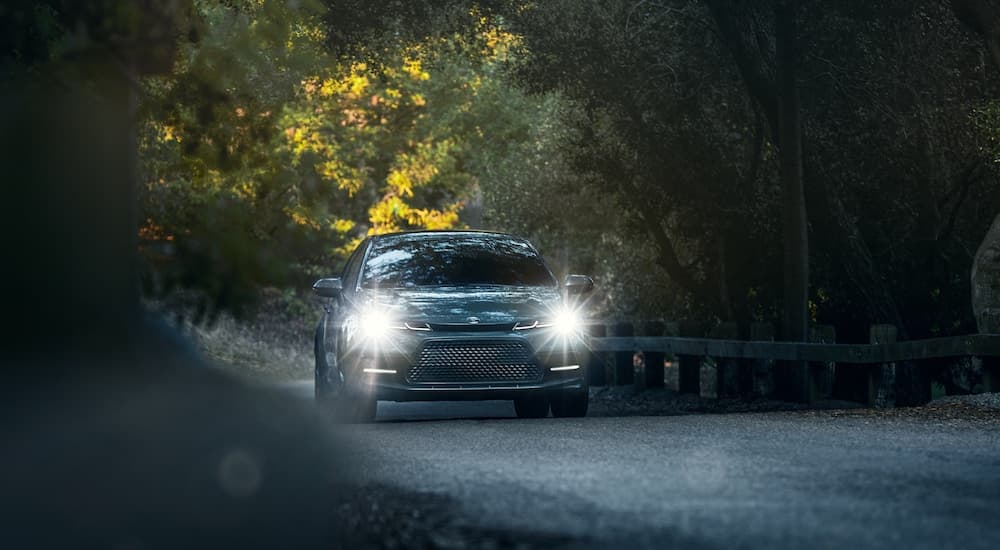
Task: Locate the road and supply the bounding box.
[283,381,1000,549]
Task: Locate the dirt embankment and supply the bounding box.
[145,288,320,382]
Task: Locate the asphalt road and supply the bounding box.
[283,381,1000,549]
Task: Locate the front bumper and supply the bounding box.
[371,375,587,401]
[342,330,588,402]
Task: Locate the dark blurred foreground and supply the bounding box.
[3,318,348,549]
[0,42,353,549]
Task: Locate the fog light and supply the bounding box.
[363,368,397,374]
[550,365,580,372]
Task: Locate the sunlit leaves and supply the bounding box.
[138,0,553,309]
[278,36,528,242]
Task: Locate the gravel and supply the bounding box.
[587,386,1000,423]
[330,484,585,550]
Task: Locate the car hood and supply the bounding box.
[359,286,563,324]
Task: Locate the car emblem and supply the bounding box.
[467,316,480,324]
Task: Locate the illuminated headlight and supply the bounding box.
[357,309,402,341]
[544,307,583,337]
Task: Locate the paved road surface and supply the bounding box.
[282,380,1000,548]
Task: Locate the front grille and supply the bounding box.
[407,340,541,384]
[427,322,517,333]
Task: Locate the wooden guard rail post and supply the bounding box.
[750,322,775,397]
[584,323,607,386]
[678,321,702,396]
[984,356,1000,393]
[710,323,741,398]
[809,325,836,403]
[611,321,634,386]
[868,324,897,408]
[640,321,666,391]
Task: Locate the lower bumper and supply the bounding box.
[368,375,588,402]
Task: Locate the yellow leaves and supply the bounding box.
[159,124,181,142]
[346,72,370,97]
[333,235,365,259]
[407,203,461,230]
[316,159,364,196]
[331,218,355,233]
[302,63,371,100]
[319,78,337,98]
[290,21,326,46]
[470,6,522,61]
[368,195,407,234]
[286,207,321,230]
[284,125,329,160]
[386,170,415,198]
[234,180,256,199]
[402,58,430,81]
[482,27,521,60]
[278,44,490,246]
[385,140,452,198]
[367,195,461,235]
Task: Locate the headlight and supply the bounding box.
[539,306,582,337]
[354,308,403,342]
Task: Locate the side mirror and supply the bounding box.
[563,274,594,295]
[312,277,343,298]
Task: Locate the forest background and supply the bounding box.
[5,0,999,380]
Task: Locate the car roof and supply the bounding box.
[370,230,530,242]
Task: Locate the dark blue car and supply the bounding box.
[312,231,594,422]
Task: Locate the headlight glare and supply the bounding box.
[551,307,582,337]
[357,309,402,341]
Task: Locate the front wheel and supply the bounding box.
[334,392,377,423]
[319,378,377,423]
[513,395,549,418]
[550,390,588,418]
[315,327,376,423]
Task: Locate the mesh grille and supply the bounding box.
[407,340,541,384]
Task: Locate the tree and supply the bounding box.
[138,2,560,315]
[509,0,781,321]
[508,0,1000,346]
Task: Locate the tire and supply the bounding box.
[315,325,376,423]
[323,379,377,423]
[342,393,377,423]
[513,395,549,418]
[550,390,589,418]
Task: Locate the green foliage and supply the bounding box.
[138,0,329,314]
[137,0,558,314]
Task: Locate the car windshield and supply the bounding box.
[360,234,557,289]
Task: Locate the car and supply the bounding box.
[311,230,595,422]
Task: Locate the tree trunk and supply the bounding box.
[775,2,809,343]
[706,0,910,340]
[775,1,809,401]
